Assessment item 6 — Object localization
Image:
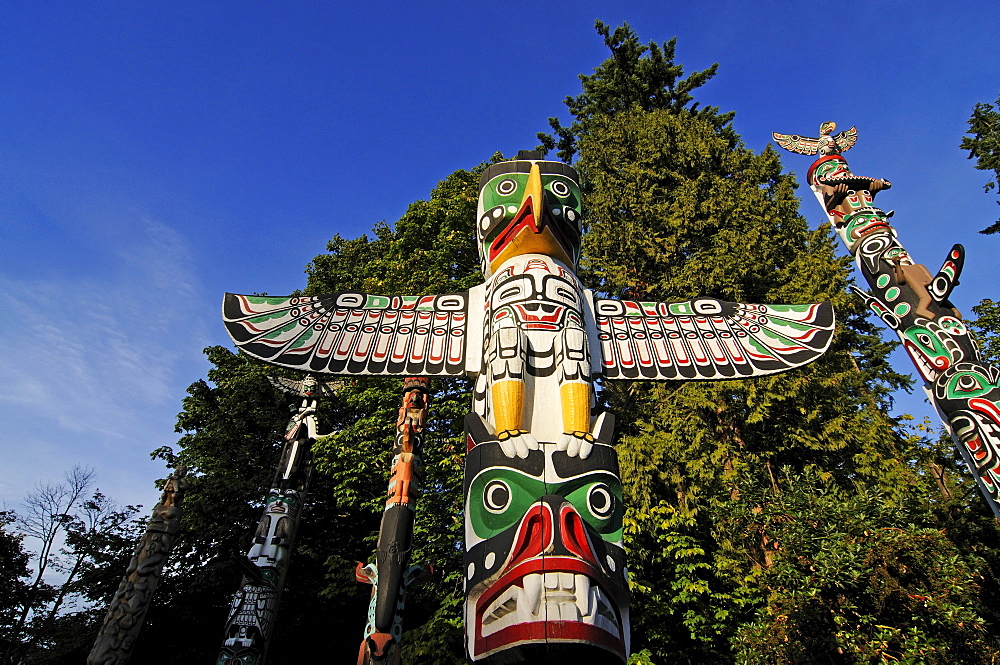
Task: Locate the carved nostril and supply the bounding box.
[560,505,598,564]
[506,503,553,569]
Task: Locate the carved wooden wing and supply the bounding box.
[593,297,835,380]
[771,131,822,155]
[223,292,469,375]
[833,126,858,153]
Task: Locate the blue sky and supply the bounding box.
[2,2,998,515]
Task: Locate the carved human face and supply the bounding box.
[839,209,892,246]
[476,160,583,278]
[807,155,852,186]
[464,441,629,663]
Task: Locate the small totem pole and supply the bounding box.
[774,122,1000,519]
[356,377,434,665]
[216,375,339,665]
[223,150,835,662]
[87,467,189,665]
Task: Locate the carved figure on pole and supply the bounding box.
[87,467,189,665]
[222,150,835,662]
[216,375,339,665]
[356,377,435,665]
[774,123,1000,519]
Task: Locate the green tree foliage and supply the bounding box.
[538,20,732,163]
[731,469,998,665]
[971,298,1000,363]
[960,93,1000,234]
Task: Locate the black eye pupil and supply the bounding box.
[497,179,517,195]
[485,481,510,512]
[588,485,613,517]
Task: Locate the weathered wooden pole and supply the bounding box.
[356,377,433,665]
[87,467,189,665]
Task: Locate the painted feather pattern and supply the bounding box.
[594,297,835,380]
[223,292,469,375]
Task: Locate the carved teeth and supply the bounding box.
[523,572,542,613]
[575,574,591,617]
[480,572,620,640]
[560,600,581,622]
[515,585,532,624]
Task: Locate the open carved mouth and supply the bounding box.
[473,556,625,658]
[904,341,946,382]
[490,201,544,262]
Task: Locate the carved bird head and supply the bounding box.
[476,151,583,278]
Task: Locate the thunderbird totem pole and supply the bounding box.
[774,123,1000,520]
[223,151,835,663]
[217,375,338,665]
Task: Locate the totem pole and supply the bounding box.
[87,467,189,665]
[774,122,1000,520]
[223,150,835,662]
[217,375,338,665]
[356,377,434,664]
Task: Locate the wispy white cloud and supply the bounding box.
[0,217,210,508]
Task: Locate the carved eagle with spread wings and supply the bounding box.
[224,152,834,449]
[772,121,858,156]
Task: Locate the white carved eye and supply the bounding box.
[497,179,517,196]
[587,483,614,519]
[484,479,511,514]
[549,180,570,197]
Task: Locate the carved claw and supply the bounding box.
[495,429,538,459]
[556,431,596,459]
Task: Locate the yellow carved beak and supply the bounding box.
[520,162,544,227]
